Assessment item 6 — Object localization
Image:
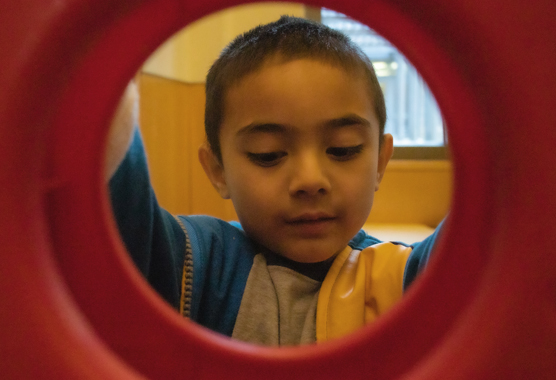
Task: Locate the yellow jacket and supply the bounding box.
[316,243,411,341]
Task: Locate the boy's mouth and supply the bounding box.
[286,212,336,239]
[285,213,336,237]
[286,213,336,225]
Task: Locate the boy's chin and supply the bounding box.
[251,232,351,263]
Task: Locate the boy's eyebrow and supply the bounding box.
[236,114,371,136]
[324,114,372,129]
[236,122,288,136]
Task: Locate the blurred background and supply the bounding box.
[135,2,451,242]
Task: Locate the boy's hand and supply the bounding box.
[104,80,139,181]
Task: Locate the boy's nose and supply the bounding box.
[288,154,331,197]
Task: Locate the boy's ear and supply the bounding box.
[198,143,230,199]
[375,133,394,191]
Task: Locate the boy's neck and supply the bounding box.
[263,250,337,282]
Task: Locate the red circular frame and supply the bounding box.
[1,0,555,379]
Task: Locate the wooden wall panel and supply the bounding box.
[370,160,452,227]
[138,73,237,221]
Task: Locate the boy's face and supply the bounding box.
[200,58,393,263]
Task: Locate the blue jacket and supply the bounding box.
[109,130,438,338]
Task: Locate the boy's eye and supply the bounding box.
[326,145,364,161]
[247,151,287,167]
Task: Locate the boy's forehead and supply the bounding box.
[219,58,380,143]
[224,59,372,118]
[225,57,374,113]
[228,53,365,87]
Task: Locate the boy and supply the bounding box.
[109,16,438,346]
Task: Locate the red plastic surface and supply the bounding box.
[1,0,555,379]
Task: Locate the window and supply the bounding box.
[321,9,447,158]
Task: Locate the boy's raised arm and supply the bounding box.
[104,80,139,181]
[106,80,187,310]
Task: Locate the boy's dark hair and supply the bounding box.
[205,15,387,163]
